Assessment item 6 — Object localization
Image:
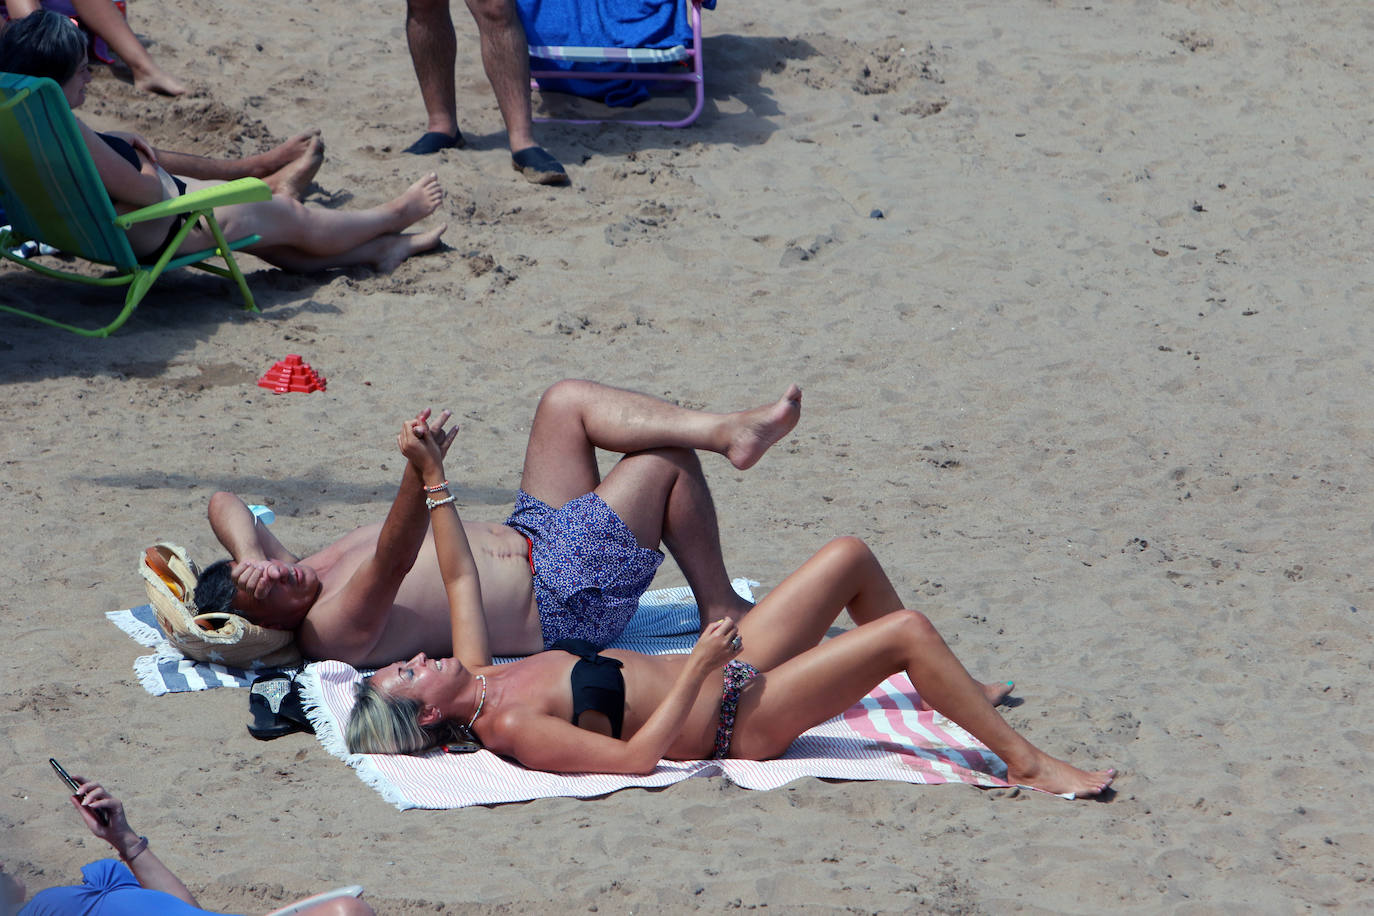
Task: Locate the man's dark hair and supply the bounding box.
[0,10,89,85]
[194,559,238,616]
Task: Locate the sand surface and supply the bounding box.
[3,0,1373,911]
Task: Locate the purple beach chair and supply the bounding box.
[522,0,709,128]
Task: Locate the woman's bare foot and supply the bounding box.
[919,680,1013,711]
[373,225,447,272]
[1008,753,1115,798]
[253,130,323,176]
[132,64,188,97]
[388,174,445,230]
[725,384,802,470]
[264,136,325,200]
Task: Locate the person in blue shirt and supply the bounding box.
[3,776,374,916]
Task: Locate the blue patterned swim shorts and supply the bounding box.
[505,489,664,649]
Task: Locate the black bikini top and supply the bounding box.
[553,638,626,739]
[97,132,142,170]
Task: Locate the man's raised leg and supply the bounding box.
[517,378,803,510]
[593,449,753,627]
[404,0,466,154]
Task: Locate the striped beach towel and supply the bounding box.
[107,603,268,694]
[106,580,742,696]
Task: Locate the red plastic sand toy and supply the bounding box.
[257,354,327,394]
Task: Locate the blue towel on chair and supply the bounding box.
[519,0,714,106]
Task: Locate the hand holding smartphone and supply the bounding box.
[49,758,109,826]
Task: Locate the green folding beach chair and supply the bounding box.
[0,71,271,337]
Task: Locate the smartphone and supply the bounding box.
[49,758,109,825]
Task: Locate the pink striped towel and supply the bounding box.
[300,663,1014,810]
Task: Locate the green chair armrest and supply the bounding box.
[113,177,272,229]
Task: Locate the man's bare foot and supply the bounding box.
[1008,753,1116,798]
[373,225,447,273]
[253,130,323,176]
[725,384,802,470]
[132,65,188,97]
[388,174,445,230]
[264,136,325,200]
[919,680,1013,711]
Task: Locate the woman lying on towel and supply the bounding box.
[3,774,374,916]
[0,11,446,272]
[345,410,1117,799]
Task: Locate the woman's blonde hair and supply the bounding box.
[345,678,448,755]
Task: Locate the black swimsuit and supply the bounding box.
[552,637,626,739]
[97,132,189,258]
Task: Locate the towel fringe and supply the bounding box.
[132,652,172,697]
[297,665,415,811]
[106,608,164,648]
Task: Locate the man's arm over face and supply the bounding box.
[208,491,299,564]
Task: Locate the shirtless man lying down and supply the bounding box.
[195,379,802,668]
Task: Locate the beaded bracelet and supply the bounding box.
[425,494,457,510]
[423,480,450,493]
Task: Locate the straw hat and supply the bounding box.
[140,542,301,669]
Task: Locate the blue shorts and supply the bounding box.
[505,490,664,649]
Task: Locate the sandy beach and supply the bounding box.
[3,0,1373,911]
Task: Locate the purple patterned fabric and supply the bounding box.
[712,659,760,758]
[506,490,663,649]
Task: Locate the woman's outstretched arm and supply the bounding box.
[397,412,491,668]
[68,778,197,906]
[493,620,741,774]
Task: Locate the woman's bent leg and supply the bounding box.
[731,611,1114,797]
[736,538,1011,704]
[734,537,903,669]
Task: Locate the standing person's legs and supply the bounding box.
[404,0,464,152]
[462,0,568,183]
[463,0,534,152]
[728,612,1116,798]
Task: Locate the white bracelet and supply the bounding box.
[425,494,456,510]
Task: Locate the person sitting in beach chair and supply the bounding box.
[196,379,801,667]
[2,773,375,915]
[0,11,446,272]
[343,412,1117,799]
[121,130,327,203]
